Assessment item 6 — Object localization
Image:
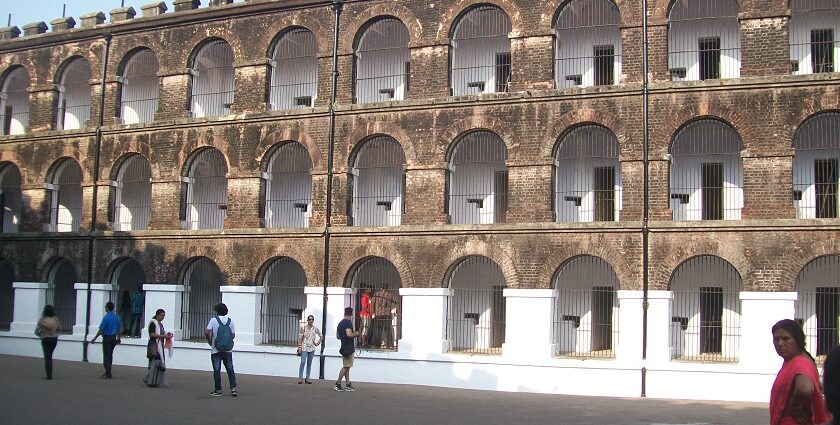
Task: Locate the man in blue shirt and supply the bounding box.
[90,301,121,379]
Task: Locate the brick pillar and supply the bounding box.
[148,181,182,230]
[403,167,447,225]
[103,81,121,126]
[86,81,102,129]
[509,35,554,91]
[648,159,672,221]
[647,24,671,83]
[742,155,796,219]
[335,54,354,105]
[330,173,350,226]
[506,163,553,223]
[740,16,791,77]
[621,26,644,84]
[224,176,261,229]
[619,160,644,221]
[407,45,450,99]
[309,173,328,227]
[20,187,48,231]
[28,84,59,132]
[156,72,190,121]
[315,56,332,108]
[230,62,269,114]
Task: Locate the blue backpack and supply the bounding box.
[214,317,234,352]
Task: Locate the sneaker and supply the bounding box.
[333,383,343,392]
[231,389,238,397]
[344,384,356,392]
[210,390,222,397]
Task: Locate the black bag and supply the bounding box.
[339,346,353,358]
[146,339,159,360]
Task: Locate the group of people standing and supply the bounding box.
[359,288,399,349]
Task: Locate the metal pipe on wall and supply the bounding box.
[641,0,651,397]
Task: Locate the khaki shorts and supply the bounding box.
[342,352,355,368]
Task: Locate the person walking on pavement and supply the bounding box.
[205,302,238,397]
[34,304,61,380]
[89,301,121,379]
[334,307,360,392]
[128,289,144,337]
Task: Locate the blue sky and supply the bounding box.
[0,1,242,30]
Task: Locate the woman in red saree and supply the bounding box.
[770,319,829,425]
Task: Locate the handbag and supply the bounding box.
[147,339,159,359]
[296,346,302,356]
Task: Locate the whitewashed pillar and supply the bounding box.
[324,287,354,352]
[502,288,556,360]
[74,283,116,336]
[142,284,184,340]
[644,290,673,364]
[398,288,452,355]
[10,282,49,333]
[616,290,643,363]
[221,285,265,346]
[739,292,796,371]
[304,286,326,333]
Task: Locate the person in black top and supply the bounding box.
[334,307,359,392]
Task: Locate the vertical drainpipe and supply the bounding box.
[83,31,112,362]
[641,0,650,397]
[319,0,343,380]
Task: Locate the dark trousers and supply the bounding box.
[211,351,237,391]
[41,337,58,379]
[102,335,118,376]
[128,313,142,337]
[373,316,394,348]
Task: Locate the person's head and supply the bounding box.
[307,314,315,325]
[154,309,166,320]
[772,319,807,361]
[41,304,55,317]
[214,303,228,316]
[344,307,353,317]
[105,301,115,312]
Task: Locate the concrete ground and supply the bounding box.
[0,354,769,425]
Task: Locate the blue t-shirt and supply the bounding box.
[131,293,144,312]
[337,318,354,352]
[98,312,121,336]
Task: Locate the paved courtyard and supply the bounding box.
[0,354,768,425]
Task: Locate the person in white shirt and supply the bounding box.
[204,303,237,397]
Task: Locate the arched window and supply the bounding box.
[450,5,512,96]
[793,112,840,219]
[189,40,234,118]
[554,0,621,88]
[667,0,740,81]
[261,257,307,345]
[554,125,622,222]
[790,0,839,75]
[0,162,22,233]
[262,142,313,228]
[118,49,159,124]
[447,131,508,224]
[355,18,410,103]
[669,255,742,362]
[346,257,402,350]
[56,58,92,130]
[552,255,620,358]
[109,258,146,334]
[182,148,228,230]
[181,257,224,341]
[446,256,506,354]
[47,158,83,232]
[0,259,14,330]
[110,154,152,231]
[47,258,77,334]
[796,255,840,359]
[269,28,318,110]
[350,136,406,227]
[669,119,743,221]
[1,67,30,135]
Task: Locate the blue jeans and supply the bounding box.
[298,351,314,379]
[211,352,237,391]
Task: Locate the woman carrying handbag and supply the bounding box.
[144,309,172,388]
[297,315,323,384]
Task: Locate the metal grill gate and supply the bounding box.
[447,131,508,225]
[183,148,228,230]
[346,257,402,350]
[667,0,741,81]
[789,0,839,75]
[269,28,318,110]
[350,136,405,227]
[0,163,22,233]
[49,159,83,232]
[450,5,512,96]
[447,256,506,355]
[190,40,234,118]
[111,154,152,231]
[181,258,223,341]
[261,257,307,346]
[793,112,840,219]
[56,58,91,130]
[355,18,410,103]
[554,0,622,88]
[46,259,77,335]
[263,142,313,228]
[0,67,30,135]
[118,49,159,124]
[796,255,840,362]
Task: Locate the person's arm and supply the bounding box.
[90,328,103,343]
[788,373,816,424]
[345,327,359,338]
[149,322,165,339]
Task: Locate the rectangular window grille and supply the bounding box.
[699,37,721,80]
[699,287,723,354]
[593,45,615,86]
[811,29,835,73]
[261,286,306,346]
[554,286,618,359]
[816,287,839,356]
[594,167,615,222]
[448,287,505,355]
[2,105,11,136]
[701,162,724,220]
[493,171,508,223]
[670,286,740,363]
[495,52,511,93]
[815,158,838,218]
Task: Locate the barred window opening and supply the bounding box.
[346,257,402,351]
[793,112,840,219]
[554,0,622,88]
[263,142,313,228]
[553,256,620,358]
[261,257,307,346]
[0,260,14,330]
[183,148,228,230]
[554,125,622,222]
[269,28,317,110]
[1,67,30,135]
[447,131,508,225]
[796,255,840,363]
[112,154,152,231]
[109,258,146,330]
[669,256,741,363]
[669,119,743,221]
[350,136,406,227]
[56,58,92,130]
[447,256,506,355]
[0,162,22,233]
[450,6,512,96]
[355,18,410,104]
[190,40,234,118]
[46,258,77,335]
[181,257,224,341]
[790,0,839,75]
[668,0,740,81]
[48,159,83,232]
[118,49,160,125]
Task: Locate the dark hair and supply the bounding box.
[307,315,315,321]
[772,319,807,352]
[105,301,115,311]
[344,307,353,316]
[214,303,228,316]
[824,346,840,418]
[155,308,165,318]
[42,305,56,317]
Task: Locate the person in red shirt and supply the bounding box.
[769,319,829,425]
[360,288,372,347]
